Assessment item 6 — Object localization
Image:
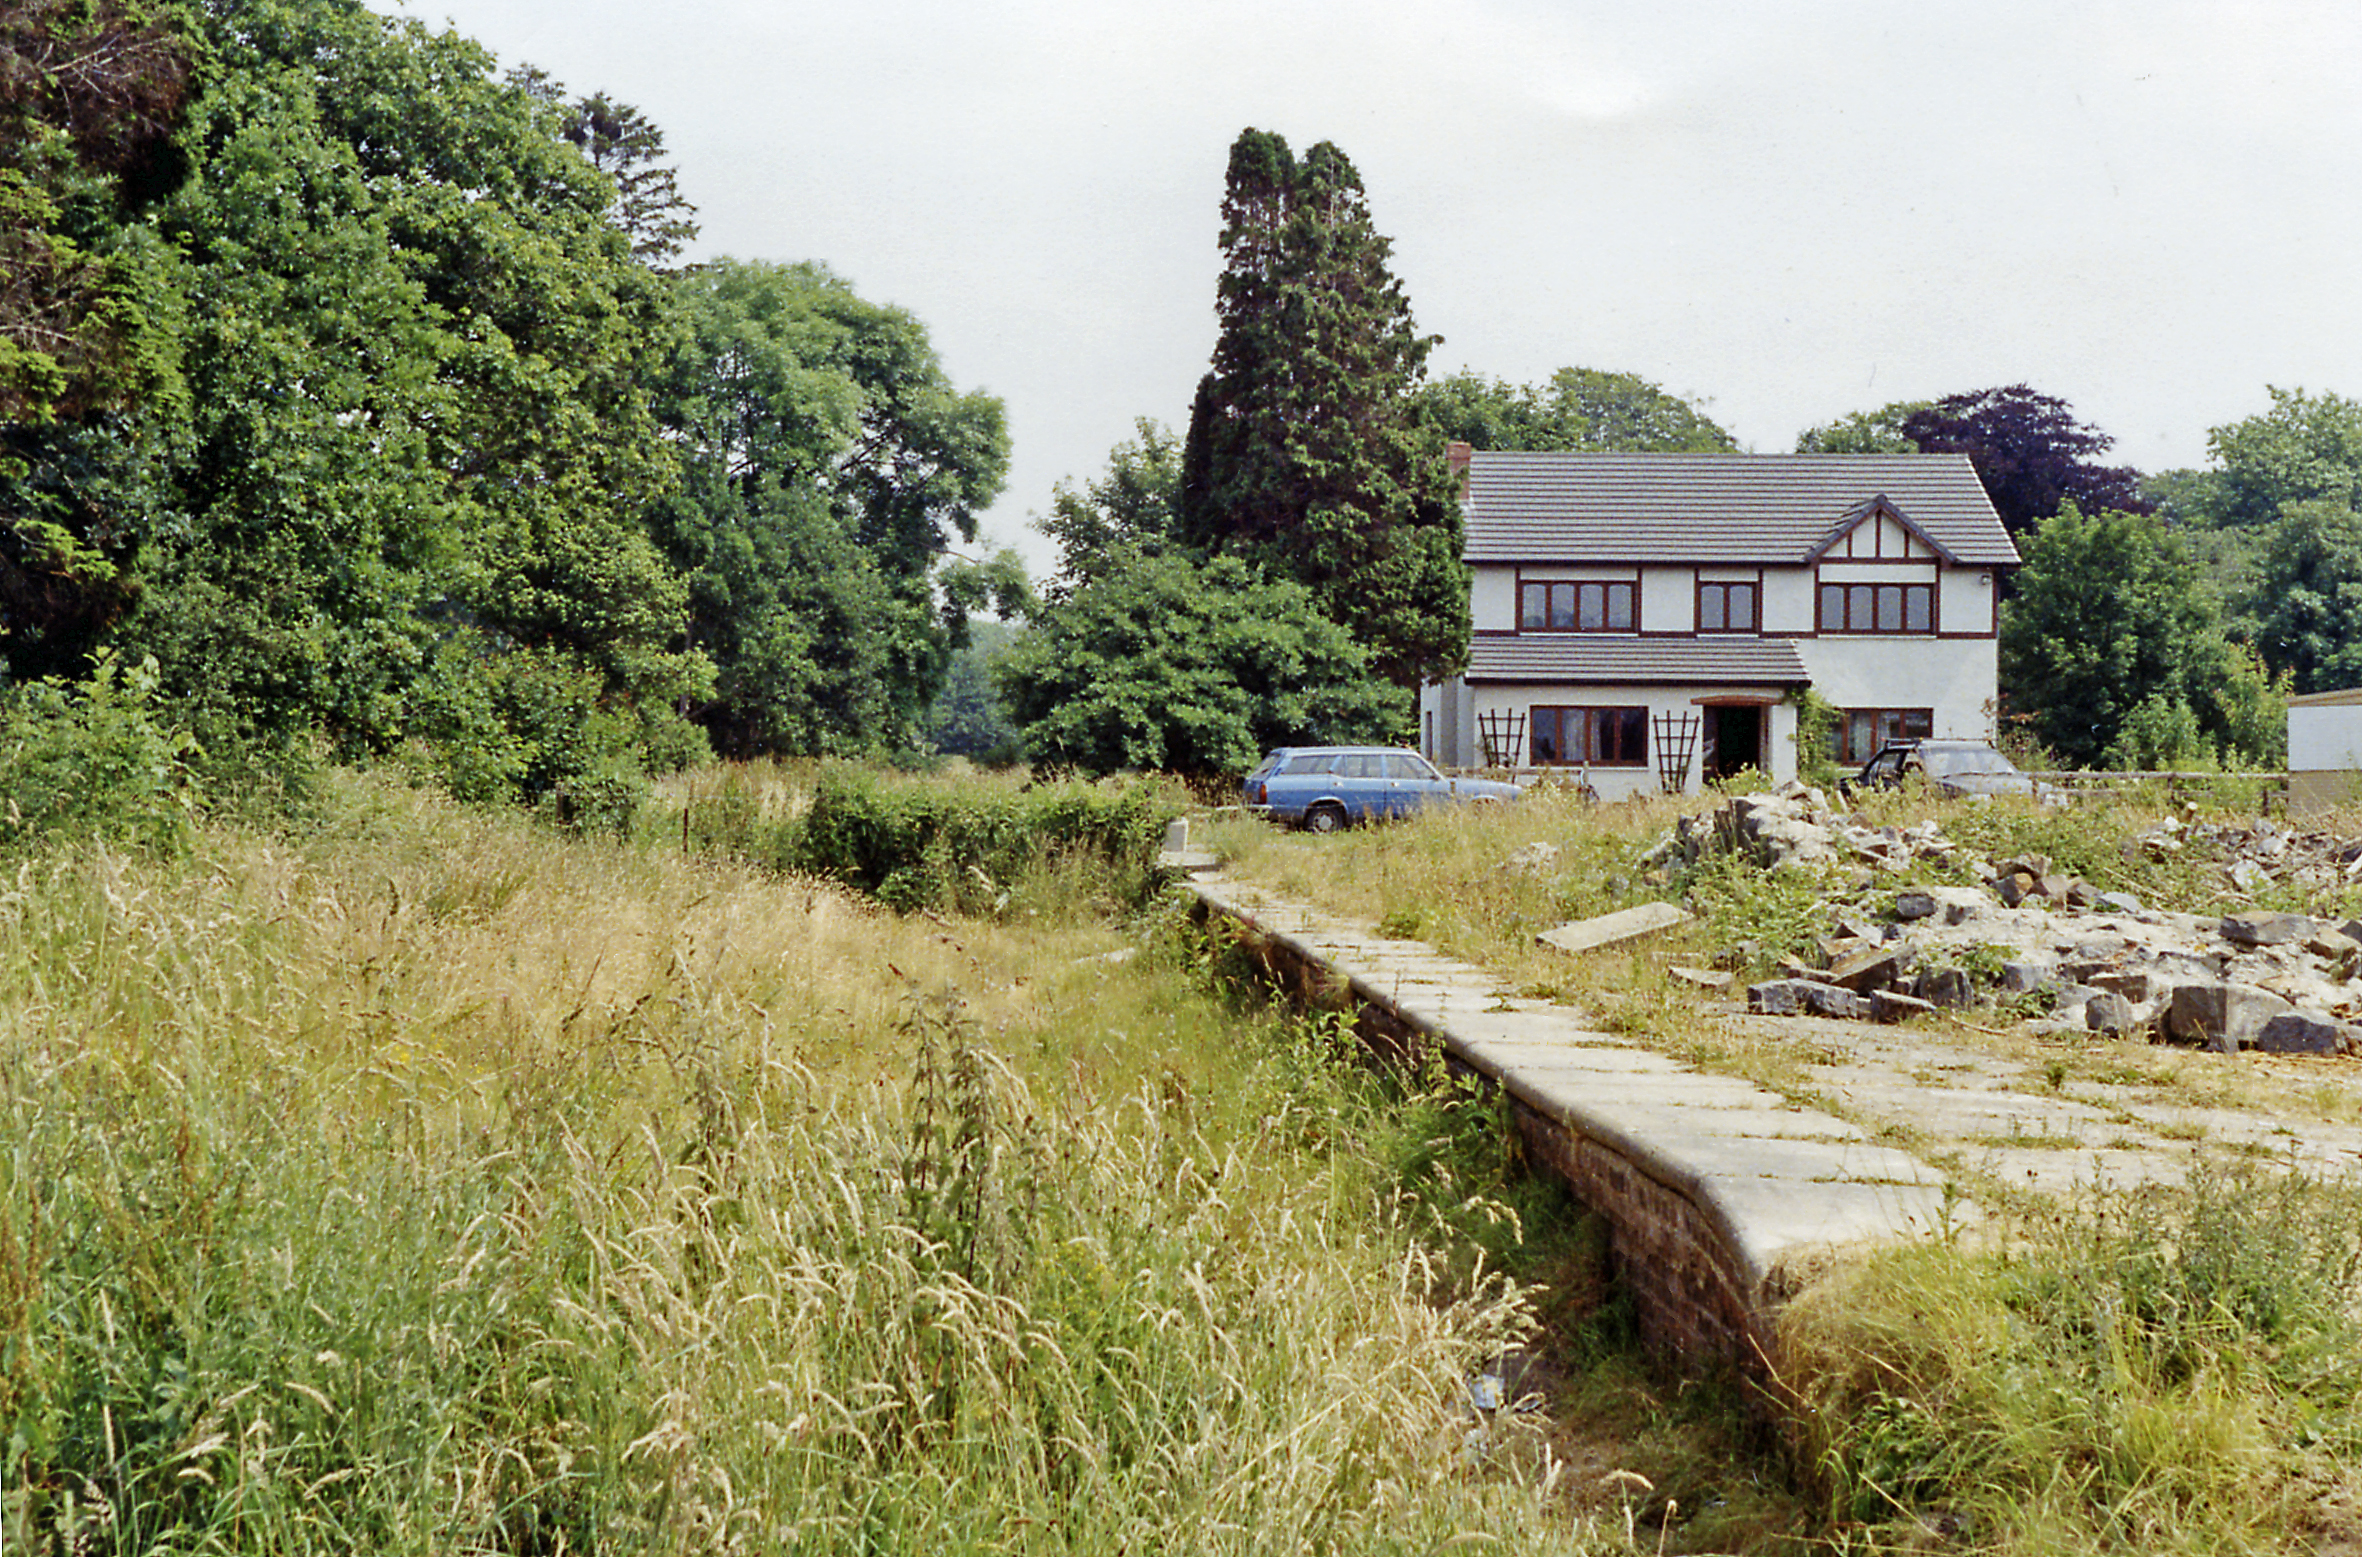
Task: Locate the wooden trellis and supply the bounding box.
[1477,709,1527,770]
[1653,710,1701,795]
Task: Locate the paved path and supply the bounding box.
[1181,863,2362,1367]
[1186,871,1960,1365]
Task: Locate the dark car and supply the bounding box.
[1242,746,1522,832]
[1848,739,2042,799]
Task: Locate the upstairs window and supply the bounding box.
[1819,581,1934,634]
[1698,581,1757,633]
[1520,580,1635,632]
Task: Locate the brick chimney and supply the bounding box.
[1445,440,1472,501]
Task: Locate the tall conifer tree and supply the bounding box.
[1177,129,1467,689]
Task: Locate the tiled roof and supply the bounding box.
[1463,452,2019,566]
[1464,635,1809,685]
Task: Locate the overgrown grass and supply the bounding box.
[1781,1162,2362,1554]
[1210,785,2362,1549]
[0,770,1680,1554]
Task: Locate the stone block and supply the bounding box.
[2083,990,2136,1035]
[2254,1008,2342,1055]
[1871,988,1936,1024]
[1827,944,1907,992]
[2220,910,2320,947]
[1914,966,1975,1008]
[1997,960,2053,995]
[2164,981,2299,1051]
[1892,890,1939,921]
[1747,979,1872,1020]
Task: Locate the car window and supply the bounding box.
[1329,754,1373,778]
[1925,748,2015,777]
[1388,753,1443,781]
[1280,753,1336,776]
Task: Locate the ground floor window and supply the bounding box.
[1531,705,1648,767]
[1833,707,1932,764]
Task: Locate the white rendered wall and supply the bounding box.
[1799,636,1998,741]
[2290,705,2362,772]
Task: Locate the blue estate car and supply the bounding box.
[1242,746,1522,832]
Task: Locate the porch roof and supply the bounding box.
[1463,634,1809,686]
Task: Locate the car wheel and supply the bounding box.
[1304,803,1347,834]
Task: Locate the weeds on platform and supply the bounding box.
[1782,1160,2362,1554]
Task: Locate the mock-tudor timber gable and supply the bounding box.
[1420,450,2020,796]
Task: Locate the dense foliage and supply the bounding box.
[1902,384,2151,538]
[1417,366,1738,454]
[0,0,1009,815]
[1175,128,1467,691]
[651,258,1018,757]
[1999,502,2283,767]
[997,548,1409,778]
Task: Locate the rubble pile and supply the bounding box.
[1656,786,2362,1056]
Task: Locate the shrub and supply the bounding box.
[795,765,1172,914]
[0,651,197,856]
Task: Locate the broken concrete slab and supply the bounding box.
[1536,900,1691,955]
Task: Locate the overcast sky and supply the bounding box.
[379,0,2362,579]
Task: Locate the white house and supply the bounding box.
[1419,448,2020,797]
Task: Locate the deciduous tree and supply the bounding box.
[651,258,1014,755]
[1901,385,2147,538]
[2203,386,2362,530]
[1419,368,1735,453]
[1037,417,1181,601]
[997,549,1407,778]
[1793,400,1928,454]
[1999,502,2279,767]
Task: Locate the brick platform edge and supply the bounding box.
[1185,874,1968,1378]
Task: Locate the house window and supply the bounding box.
[1520,580,1635,632]
[1832,707,1933,764]
[1819,581,1934,633]
[1698,581,1757,633]
[1531,706,1648,767]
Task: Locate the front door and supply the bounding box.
[1705,705,1762,782]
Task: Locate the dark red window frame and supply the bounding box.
[1530,705,1649,767]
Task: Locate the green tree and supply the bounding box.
[922,618,1022,764]
[1793,400,1929,454]
[2000,502,2278,767]
[1419,367,1736,452]
[46,0,712,803]
[997,549,1408,778]
[0,0,195,683]
[2204,387,2362,531]
[1037,417,1182,601]
[2248,498,2362,695]
[651,258,1015,755]
[1176,128,1466,689]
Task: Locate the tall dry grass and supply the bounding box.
[0,771,1635,1554]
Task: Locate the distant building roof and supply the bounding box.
[1462,452,2020,567]
[1464,634,1809,686]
